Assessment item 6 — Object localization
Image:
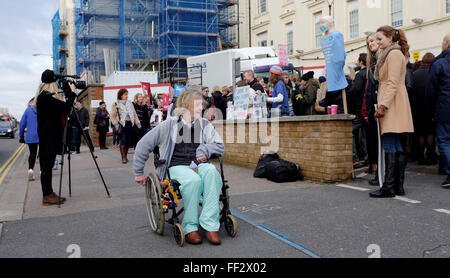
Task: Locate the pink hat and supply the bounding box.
[270,65,283,76]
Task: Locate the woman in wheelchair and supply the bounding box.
[134,88,225,245]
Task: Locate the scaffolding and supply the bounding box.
[52,11,67,74]
[158,0,219,82]
[78,0,158,82]
[218,0,238,49]
[53,0,236,84]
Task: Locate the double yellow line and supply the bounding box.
[0,144,26,185]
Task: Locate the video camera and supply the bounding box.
[55,74,87,92]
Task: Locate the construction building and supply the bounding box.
[52,0,239,84]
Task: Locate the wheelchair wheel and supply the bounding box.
[225,214,238,237]
[173,223,185,247]
[145,173,165,235]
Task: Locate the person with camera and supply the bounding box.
[111,88,141,164]
[36,70,77,205]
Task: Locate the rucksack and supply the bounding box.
[253,153,280,178]
[264,159,304,183]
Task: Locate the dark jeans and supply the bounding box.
[71,126,81,152]
[112,128,120,145]
[39,151,56,197]
[28,143,38,170]
[366,116,378,165]
[437,123,450,175]
[97,125,108,147]
[352,115,368,162]
[120,121,133,147]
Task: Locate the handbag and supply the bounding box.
[116,104,123,135]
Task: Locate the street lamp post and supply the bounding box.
[327,0,334,16]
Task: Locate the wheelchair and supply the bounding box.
[145,149,238,247]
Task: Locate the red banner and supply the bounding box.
[141,82,151,106]
[162,93,170,112]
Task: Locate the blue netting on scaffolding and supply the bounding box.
[52,10,64,73]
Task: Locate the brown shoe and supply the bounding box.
[43,194,65,206]
[205,231,221,245]
[50,192,66,202]
[186,231,202,245]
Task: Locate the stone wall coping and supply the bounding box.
[212,114,356,125]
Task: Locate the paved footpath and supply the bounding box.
[0,145,449,258]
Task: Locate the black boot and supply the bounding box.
[394,152,407,196]
[370,153,396,198]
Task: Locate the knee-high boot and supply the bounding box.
[370,152,396,198]
[394,152,407,196]
[124,146,129,163]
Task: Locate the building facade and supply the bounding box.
[240,0,450,70]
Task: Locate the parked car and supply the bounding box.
[0,121,15,138]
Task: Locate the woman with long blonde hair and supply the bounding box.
[36,70,77,205]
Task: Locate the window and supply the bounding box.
[314,11,322,48]
[391,0,403,27]
[257,32,268,47]
[286,22,293,55]
[447,0,450,14]
[348,0,359,39]
[258,0,267,14]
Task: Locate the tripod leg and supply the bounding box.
[68,151,72,197]
[74,112,111,198]
[58,153,65,208]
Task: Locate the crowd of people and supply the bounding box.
[17,17,449,209]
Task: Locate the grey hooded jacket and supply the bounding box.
[133,116,225,181]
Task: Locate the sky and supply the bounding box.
[0,0,60,120]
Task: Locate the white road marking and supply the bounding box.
[356,173,368,178]
[0,223,2,239]
[336,184,370,192]
[434,209,450,215]
[393,196,422,204]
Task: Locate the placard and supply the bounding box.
[278,44,289,66]
[233,86,250,120]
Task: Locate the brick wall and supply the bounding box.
[212,115,355,183]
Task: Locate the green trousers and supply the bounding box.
[169,163,222,234]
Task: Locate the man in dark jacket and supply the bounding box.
[293,71,319,116]
[244,70,265,94]
[348,54,368,164]
[427,33,450,188]
[71,101,92,154]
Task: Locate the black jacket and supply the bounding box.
[365,59,379,118]
[248,79,265,94]
[72,106,90,129]
[133,103,150,130]
[411,65,432,120]
[211,91,227,120]
[347,68,367,117]
[37,91,76,154]
[427,50,450,123]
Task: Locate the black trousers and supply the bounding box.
[28,143,38,170]
[39,151,57,197]
[366,116,378,165]
[98,130,107,147]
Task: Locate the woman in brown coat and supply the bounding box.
[370,26,414,198]
[110,89,141,163]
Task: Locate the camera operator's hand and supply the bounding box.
[67,78,77,92]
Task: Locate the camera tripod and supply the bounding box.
[57,96,111,207]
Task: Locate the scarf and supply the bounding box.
[118,100,136,127]
[374,42,402,81]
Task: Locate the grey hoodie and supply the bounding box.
[133,116,225,181]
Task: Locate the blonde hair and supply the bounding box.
[212,86,221,93]
[32,82,62,107]
[174,88,205,116]
[134,93,144,105]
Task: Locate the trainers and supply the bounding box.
[28,169,35,181]
[442,176,450,189]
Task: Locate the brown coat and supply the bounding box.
[110,101,140,127]
[377,48,414,135]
